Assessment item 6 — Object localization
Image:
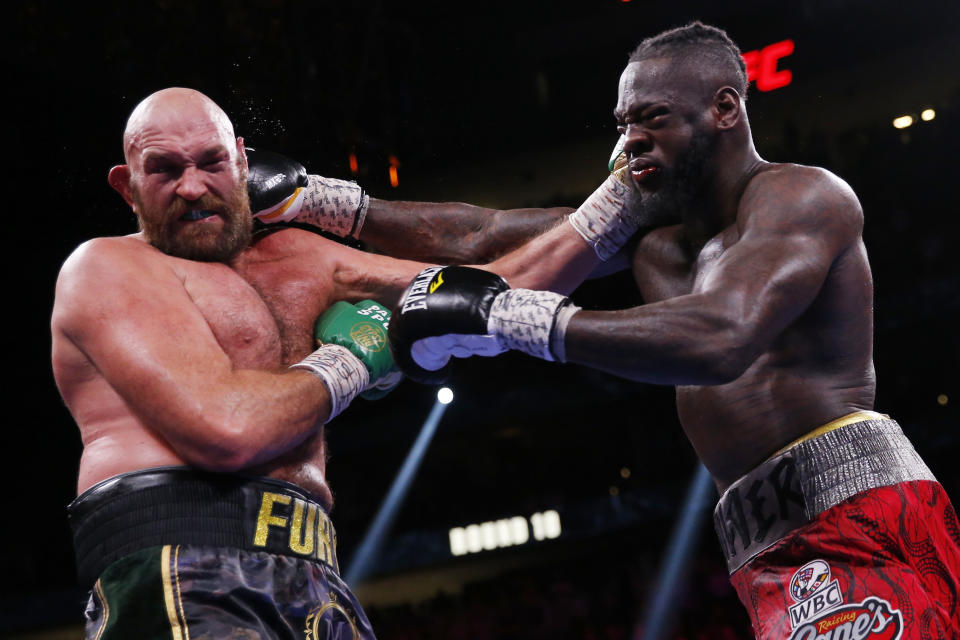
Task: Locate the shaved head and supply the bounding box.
[123,88,237,163]
[111,87,251,262]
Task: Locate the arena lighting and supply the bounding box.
[921,108,936,122]
[636,463,715,640]
[893,115,914,129]
[344,391,452,584]
[448,510,561,556]
[437,386,454,404]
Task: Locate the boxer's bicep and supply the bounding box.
[326,242,432,307]
[695,168,863,350]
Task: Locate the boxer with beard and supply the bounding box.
[388,22,960,639]
[52,87,623,639]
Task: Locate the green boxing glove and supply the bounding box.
[314,300,403,400]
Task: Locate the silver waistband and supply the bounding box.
[713,418,936,574]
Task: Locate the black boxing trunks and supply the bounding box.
[713,412,960,639]
[68,467,376,640]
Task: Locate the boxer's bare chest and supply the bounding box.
[176,237,335,367]
[631,224,739,301]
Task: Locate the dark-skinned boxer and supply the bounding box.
[383,23,960,640]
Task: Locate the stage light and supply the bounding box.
[438,387,453,404]
[938,394,948,406]
[893,115,914,129]
[921,109,936,122]
[345,392,451,584]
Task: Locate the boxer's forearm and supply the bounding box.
[564,293,764,386]
[359,197,571,264]
[154,368,334,472]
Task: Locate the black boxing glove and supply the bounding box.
[388,266,582,384]
[247,148,369,238]
[388,266,509,383]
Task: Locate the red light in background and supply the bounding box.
[742,39,794,92]
[348,152,358,174]
[388,155,399,187]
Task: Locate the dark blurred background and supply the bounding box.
[7,0,959,638]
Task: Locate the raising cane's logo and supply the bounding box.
[788,597,903,640]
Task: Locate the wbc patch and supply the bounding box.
[786,560,903,640]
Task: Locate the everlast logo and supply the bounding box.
[713,454,807,571]
[789,597,903,640]
[253,491,338,570]
[401,267,443,313]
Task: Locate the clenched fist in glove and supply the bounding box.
[388,266,581,384]
[247,148,369,239]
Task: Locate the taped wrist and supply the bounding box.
[290,344,370,422]
[487,289,581,362]
[259,174,369,238]
[567,173,640,261]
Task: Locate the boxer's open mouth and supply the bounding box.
[629,160,662,188]
[180,210,218,221]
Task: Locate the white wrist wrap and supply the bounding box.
[257,174,369,238]
[567,173,641,261]
[487,289,580,362]
[290,344,370,422]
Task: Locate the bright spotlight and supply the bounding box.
[437,387,454,404]
[892,115,914,129]
[921,109,936,122]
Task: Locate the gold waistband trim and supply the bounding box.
[769,410,888,459]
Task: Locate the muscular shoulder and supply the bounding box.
[57,236,167,294]
[740,163,863,236]
[53,236,178,335]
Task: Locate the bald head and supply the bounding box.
[122,88,237,163]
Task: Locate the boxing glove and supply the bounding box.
[388,266,581,384]
[291,300,401,421]
[247,148,369,239]
[568,134,642,261]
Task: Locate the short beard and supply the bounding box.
[134,178,253,263]
[637,127,716,225]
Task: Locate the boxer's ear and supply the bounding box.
[713,86,742,131]
[108,165,135,209]
[236,137,248,170]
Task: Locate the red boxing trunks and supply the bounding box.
[714,412,960,640]
[68,467,376,640]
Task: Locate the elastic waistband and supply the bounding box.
[713,416,935,575]
[68,467,339,587]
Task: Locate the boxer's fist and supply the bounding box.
[247,149,310,221]
[388,266,509,384]
[246,148,369,238]
[315,300,399,393]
